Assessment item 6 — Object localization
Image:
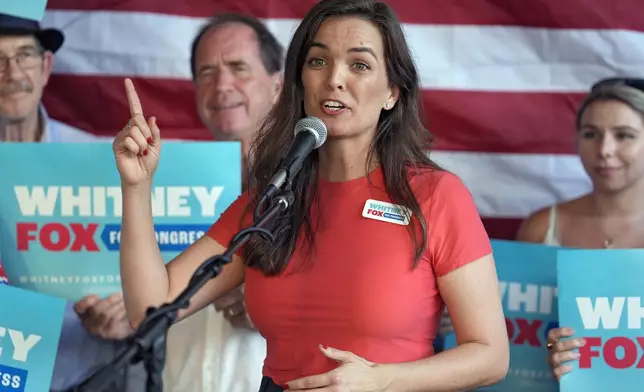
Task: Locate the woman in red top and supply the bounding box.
[113,0,509,390]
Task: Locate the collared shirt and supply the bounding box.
[41,114,100,143]
[0,107,145,391]
[0,106,99,143]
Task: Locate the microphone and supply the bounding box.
[262,116,327,199]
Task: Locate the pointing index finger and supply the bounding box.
[124,78,144,116]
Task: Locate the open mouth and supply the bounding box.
[322,100,346,112]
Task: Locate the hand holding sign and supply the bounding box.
[546,327,585,381]
[113,78,162,187]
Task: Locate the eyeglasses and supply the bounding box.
[0,49,43,73]
[591,77,644,93]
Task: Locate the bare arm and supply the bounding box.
[115,78,244,328]
[119,184,245,328]
[119,183,165,325]
[381,254,509,391]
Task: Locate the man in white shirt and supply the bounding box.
[0,13,141,391]
[162,13,284,392]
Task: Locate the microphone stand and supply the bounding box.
[67,189,294,392]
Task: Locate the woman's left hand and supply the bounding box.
[285,345,391,391]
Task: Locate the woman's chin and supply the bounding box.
[324,127,353,139]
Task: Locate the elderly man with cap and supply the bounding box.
[0,14,142,391]
[0,14,93,141]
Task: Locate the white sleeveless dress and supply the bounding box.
[543,205,561,246]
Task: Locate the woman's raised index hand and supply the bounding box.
[125,78,144,117]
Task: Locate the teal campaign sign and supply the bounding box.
[0,284,65,392]
[0,0,47,21]
[443,240,559,391]
[0,142,241,301]
[557,249,644,391]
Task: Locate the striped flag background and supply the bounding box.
[40,0,643,240]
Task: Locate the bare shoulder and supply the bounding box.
[516,195,588,243]
[516,205,554,243]
[557,195,588,214]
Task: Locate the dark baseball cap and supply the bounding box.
[0,13,64,53]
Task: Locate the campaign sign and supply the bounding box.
[443,240,559,391]
[0,284,65,392]
[0,0,47,21]
[0,142,241,301]
[557,249,644,391]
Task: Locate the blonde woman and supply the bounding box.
[517,77,644,381]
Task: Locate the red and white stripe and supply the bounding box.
[41,0,644,239]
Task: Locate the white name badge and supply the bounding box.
[361,199,410,226]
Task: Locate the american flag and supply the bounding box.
[42,0,642,240]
